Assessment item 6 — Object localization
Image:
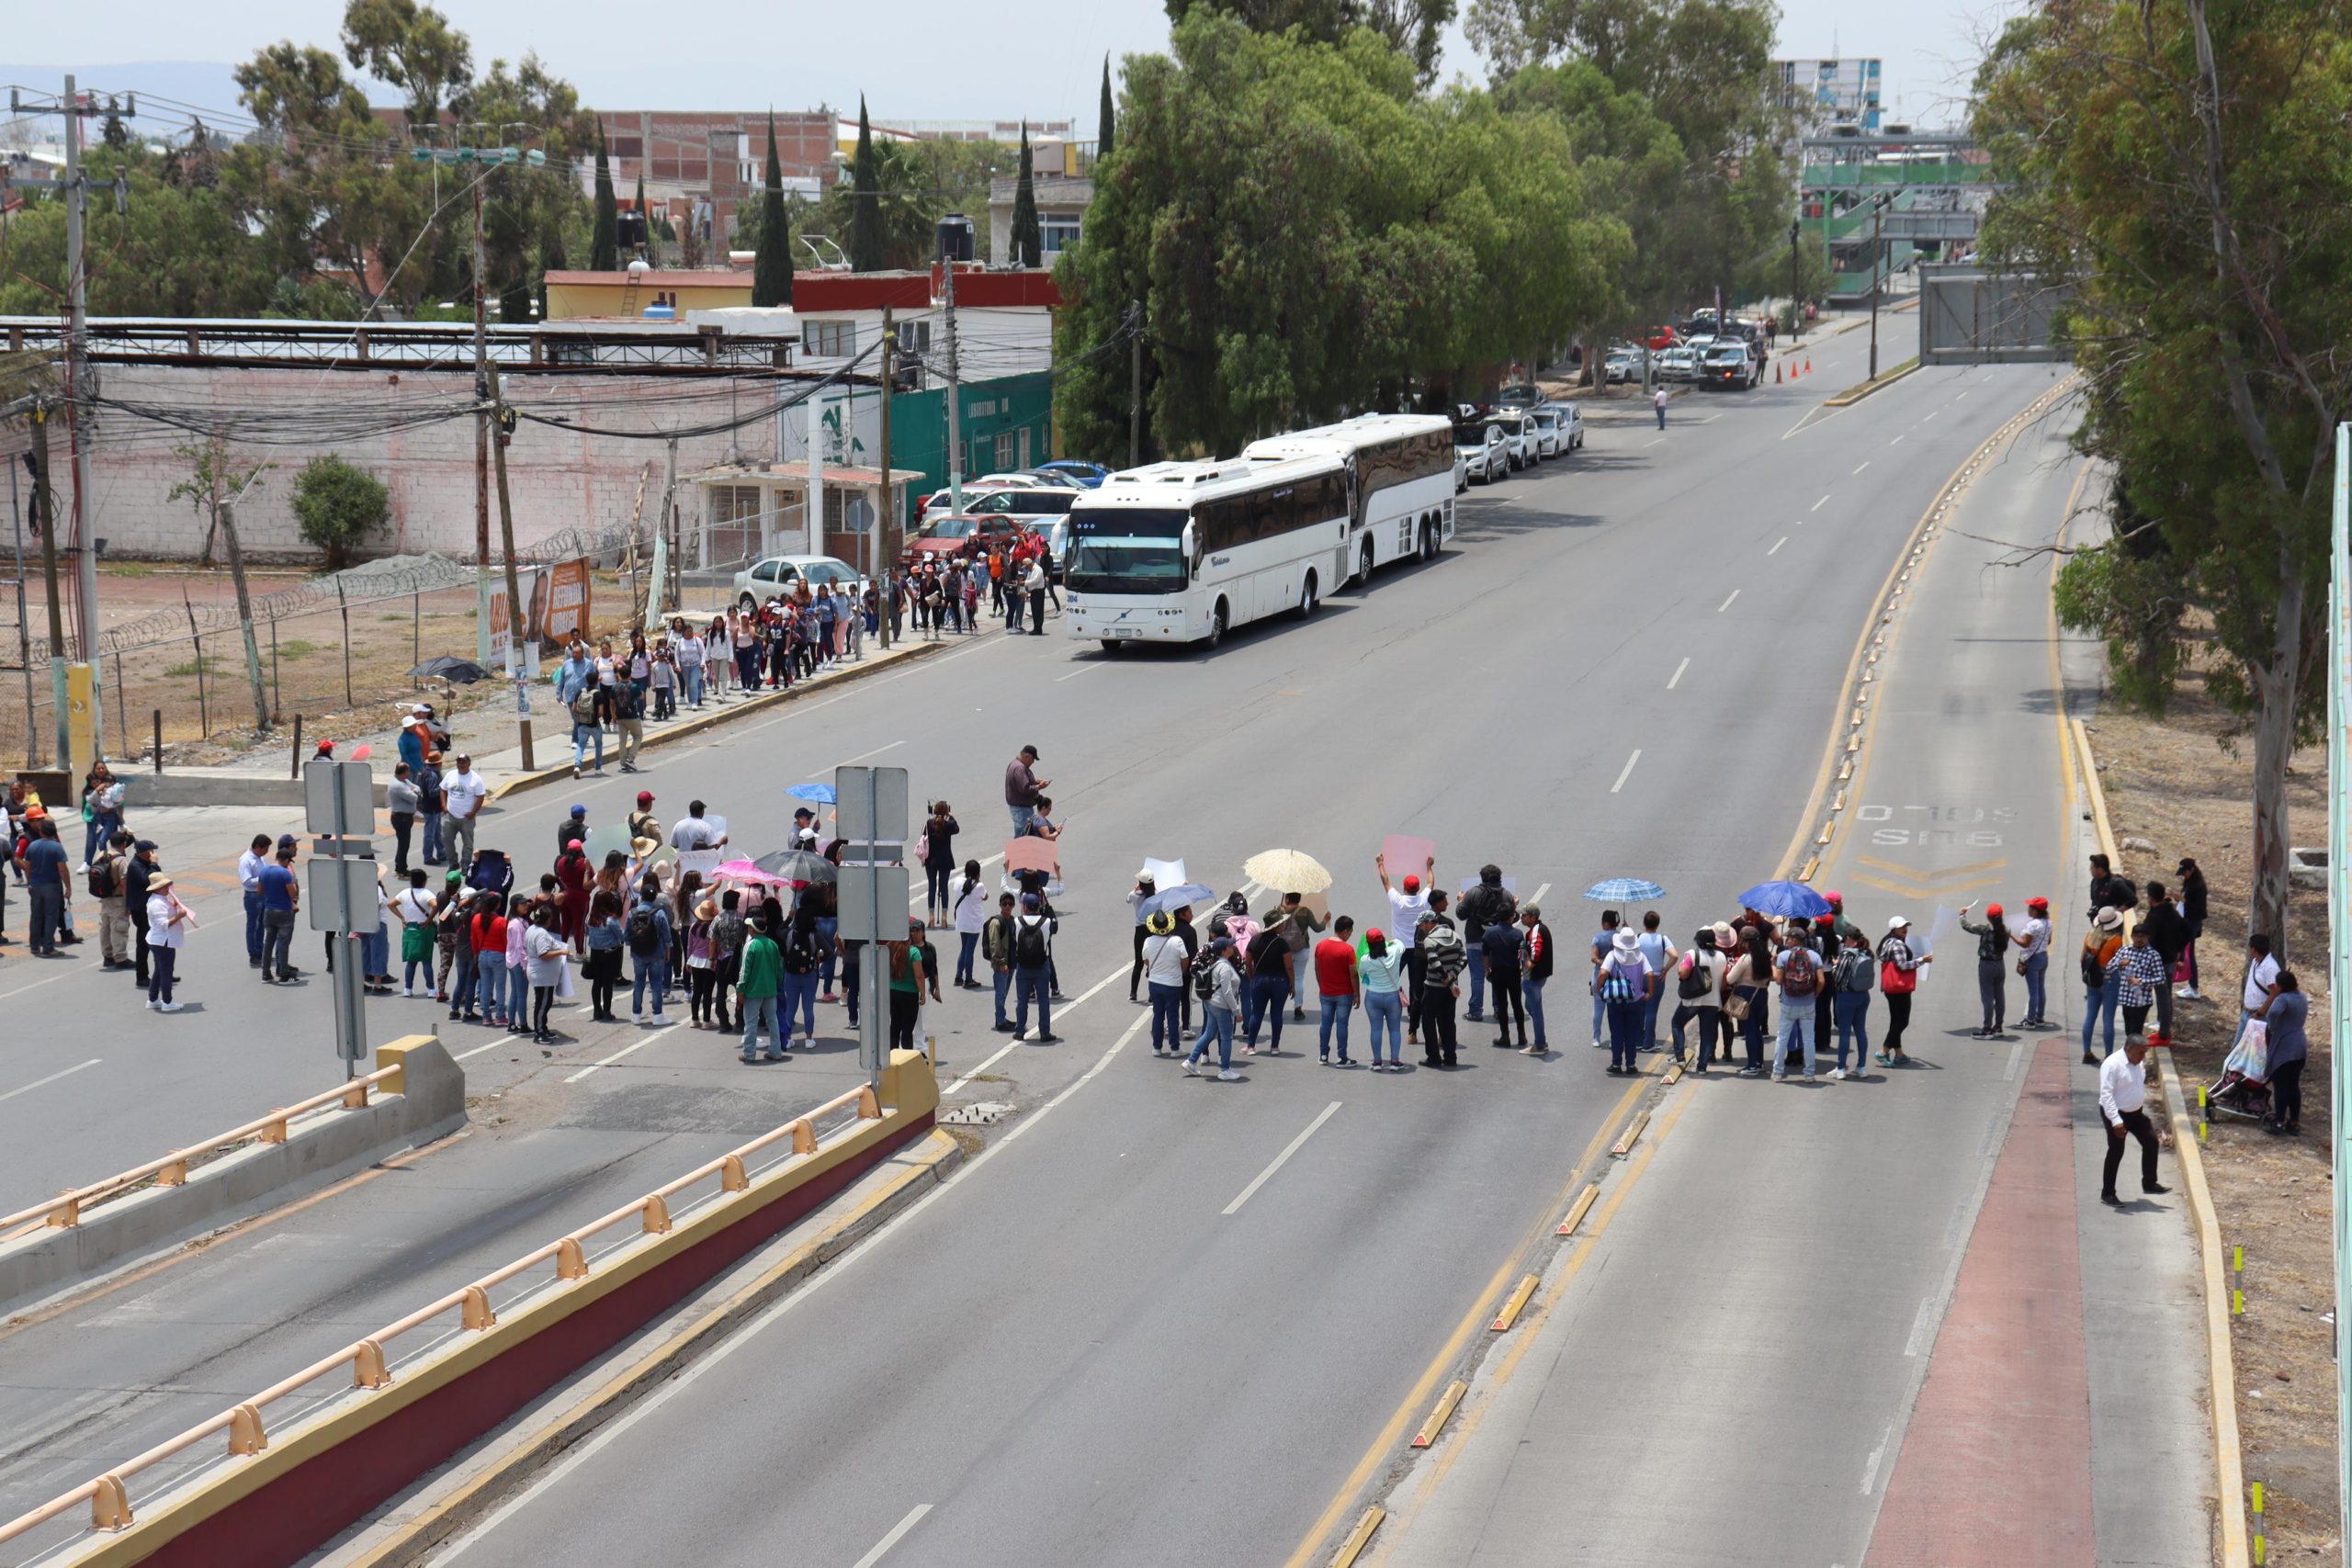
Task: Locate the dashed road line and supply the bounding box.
[1611,751,1642,794]
[1768,536,1788,556]
[1716,589,1740,614]
[1224,1101,1343,1215]
[1666,657,1690,691]
[0,1058,102,1103]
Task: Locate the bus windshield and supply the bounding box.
[1067,508,1189,595]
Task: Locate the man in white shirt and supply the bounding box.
[441,755,489,868]
[1376,851,1433,1046]
[671,800,729,852]
[237,832,273,969]
[2098,1034,2167,1204]
[2239,933,2281,1041]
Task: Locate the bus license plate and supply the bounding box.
[1109,627,1140,638]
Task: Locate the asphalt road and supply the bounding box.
[243,341,2078,1568]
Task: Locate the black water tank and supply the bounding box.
[935,213,975,263]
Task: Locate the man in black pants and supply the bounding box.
[1481,915,1527,1048]
[2098,1033,2167,1203]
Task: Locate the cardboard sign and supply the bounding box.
[1381,835,1436,880]
[1300,889,1330,923]
[1004,838,1059,874]
[1142,857,1188,888]
[679,848,724,879]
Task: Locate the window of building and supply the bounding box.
[1042,218,1082,254]
[898,320,933,355]
[806,320,856,357]
[994,431,1017,470]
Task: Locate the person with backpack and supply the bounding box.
[708,889,747,1032]
[778,906,825,1050]
[1517,905,1554,1055]
[1772,923,1825,1081]
[1829,928,1876,1078]
[415,751,447,867]
[1183,936,1246,1080]
[1011,893,1058,1043]
[1668,929,1723,1073]
[569,680,605,780]
[1876,916,1928,1066]
[1479,908,1528,1051]
[2079,906,2125,1063]
[1587,908,1623,1052]
[982,891,1020,1032]
[124,840,159,987]
[1456,866,1517,1024]
[1958,901,2011,1038]
[738,914,785,1063]
[626,877,673,1024]
[1419,909,1468,1067]
[1141,910,1190,1055]
[1722,924,1770,1074]
[1595,928,1653,1075]
[90,828,133,970]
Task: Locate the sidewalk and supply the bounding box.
[1364,400,2217,1564]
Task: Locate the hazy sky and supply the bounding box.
[4,0,2012,136]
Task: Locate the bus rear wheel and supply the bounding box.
[1204,599,1229,649]
[1419,519,1437,561]
[1298,570,1318,620]
[1360,540,1375,584]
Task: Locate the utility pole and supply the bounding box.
[485,361,536,772]
[878,305,895,647]
[30,404,68,764]
[943,254,964,518]
[472,176,493,665]
[7,460,32,765]
[1869,196,1885,381]
[219,501,270,731]
[1789,220,1804,344]
[1128,300,1141,468]
[61,73,105,761]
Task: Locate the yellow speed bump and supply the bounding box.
[1329,1506,1385,1567]
[1555,1183,1600,1236]
[1611,1110,1650,1158]
[1409,1380,1468,1449]
[1489,1273,1540,1333]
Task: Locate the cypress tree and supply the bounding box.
[848,96,884,272]
[1098,58,1115,164]
[1010,123,1042,268]
[590,126,618,271]
[753,112,792,305]
[633,168,650,258]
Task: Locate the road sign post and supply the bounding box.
[836,764,910,1090]
[303,757,380,1076]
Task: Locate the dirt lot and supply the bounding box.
[2089,658,2337,1560]
[1,563,743,768]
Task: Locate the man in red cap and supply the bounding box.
[1376,850,1434,1045]
[2017,895,2053,1028]
[628,790,661,847]
[1824,889,1865,951]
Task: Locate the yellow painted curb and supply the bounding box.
[1610,1109,1650,1157]
[1408,1382,1467,1450]
[1555,1184,1600,1237]
[1487,1274,1540,1333]
[491,640,944,803]
[2073,723,2249,1568]
[1330,1506,1385,1568]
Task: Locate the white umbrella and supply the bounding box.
[1243,849,1332,895]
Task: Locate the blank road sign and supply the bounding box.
[307,857,383,935]
[835,765,910,845]
[304,759,374,837]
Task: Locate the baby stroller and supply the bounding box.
[2203,1021,2273,1124]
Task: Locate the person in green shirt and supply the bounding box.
[888,915,944,1055]
[738,915,785,1063]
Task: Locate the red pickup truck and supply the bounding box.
[900,513,1030,573]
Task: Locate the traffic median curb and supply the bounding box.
[489,638,947,804]
[1823,358,1921,407]
[321,1126,964,1568]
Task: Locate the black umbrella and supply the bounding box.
[754,848,838,883]
[409,656,491,684]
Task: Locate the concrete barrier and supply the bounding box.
[0,1037,465,1315]
[18,1051,937,1568]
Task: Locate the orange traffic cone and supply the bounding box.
[1773,362,1781,383]
[1804,357,1813,377]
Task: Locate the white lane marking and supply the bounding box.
[1890,434,1905,446]
[1525,883,1552,908]
[1643,436,1666,448]
[1666,657,1690,691]
[1716,589,1740,614]
[0,965,85,1006]
[2004,1040,2028,1081]
[1222,1101,1343,1215]
[1852,461,1871,475]
[1610,751,1642,794]
[0,1058,102,1103]
[944,957,1134,1096]
[562,1023,680,1084]
[453,1032,528,1062]
[1903,1294,1939,1357]
[852,1505,933,1568]
[1860,1420,1894,1495]
[1768,536,1788,557]
[1811,493,1831,513]
[435,1010,1149,1564]
[909,852,1003,907]
[1054,666,1095,682]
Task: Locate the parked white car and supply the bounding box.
[1553,401,1587,451]
[1529,408,1565,458]
[731,553,868,613]
[1491,410,1537,470]
[1453,419,1508,484]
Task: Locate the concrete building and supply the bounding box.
[1776,58,1884,134]
[987,138,1096,265]
[592,109,841,252]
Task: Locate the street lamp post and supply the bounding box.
[1868,196,1887,381]
[1789,220,1803,344]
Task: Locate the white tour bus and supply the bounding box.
[1239,413,1457,583]
[1063,456,1353,649]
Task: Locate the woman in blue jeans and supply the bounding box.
[2080,908,2123,1061]
[1359,931,1408,1071]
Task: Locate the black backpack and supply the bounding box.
[1191,948,1222,1002]
[2079,941,2109,990]
[87,853,119,899]
[1013,917,1050,968]
[782,920,820,975]
[626,906,660,956]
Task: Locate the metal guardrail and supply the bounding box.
[0,1062,408,1244]
[0,1082,884,1554]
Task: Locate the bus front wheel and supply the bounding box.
[1205,600,1229,649]
[1360,540,1374,584]
[1298,571,1318,620]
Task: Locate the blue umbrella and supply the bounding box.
[1735,879,1832,919]
[1584,877,1667,903]
[786,782,837,806]
[1141,883,1216,918]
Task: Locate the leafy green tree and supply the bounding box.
[290,455,391,568]
[0,145,277,316]
[848,96,885,271]
[752,113,793,305]
[341,0,474,126]
[1010,124,1042,267]
[101,99,131,150]
[591,125,618,270]
[1099,57,1117,163]
[1166,0,1454,84]
[1977,0,2352,953]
